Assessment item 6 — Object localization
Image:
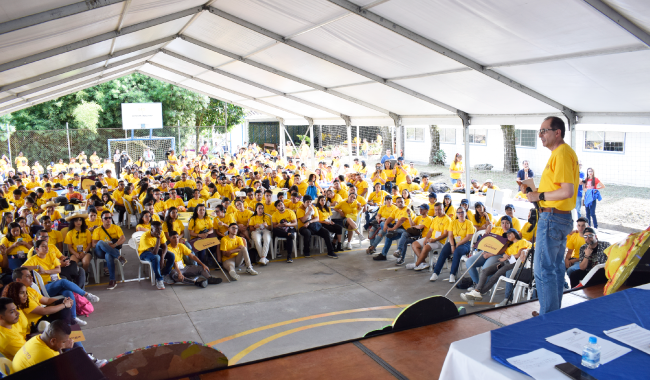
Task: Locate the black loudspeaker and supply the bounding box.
[9,347,106,380]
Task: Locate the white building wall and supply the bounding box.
[404,124,650,188]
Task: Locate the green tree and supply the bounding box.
[72,101,103,132]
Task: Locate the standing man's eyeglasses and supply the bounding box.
[538,128,557,135]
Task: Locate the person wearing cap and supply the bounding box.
[458,199,474,221]
[461,228,531,303]
[425,193,438,217]
[64,212,93,283]
[442,194,455,219]
[568,227,609,288]
[430,207,476,282]
[366,196,397,255]
[394,204,432,265]
[65,184,82,202]
[480,179,499,192]
[521,116,579,315]
[410,202,451,270]
[564,217,589,278]
[504,204,521,231]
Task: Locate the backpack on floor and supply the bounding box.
[455,277,473,289]
[74,293,94,317]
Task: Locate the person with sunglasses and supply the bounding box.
[521,116,579,315]
[91,211,126,290]
[568,227,609,288]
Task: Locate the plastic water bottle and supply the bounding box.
[581,336,601,369]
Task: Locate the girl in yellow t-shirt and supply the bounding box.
[136,211,153,232]
[368,183,388,207]
[316,195,343,251]
[449,153,464,184]
[1,222,33,263]
[442,194,456,219]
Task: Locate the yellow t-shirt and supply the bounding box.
[162,219,185,236]
[566,232,586,259]
[429,215,452,244]
[413,215,433,237]
[136,223,151,231]
[263,202,277,216]
[0,324,27,360]
[368,190,388,205]
[469,212,494,229]
[285,201,302,213]
[390,207,412,229]
[91,224,124,243]
[24,287,43,326]
[249,214,272,228]
[13,335,59,372]
[188,217,213,234]
[326,194,343,206]
[371,171,387,185]
[174,180,197,189]
[335,187,349,200]
[382,169,396,182]
[449,161,463,180]
[105,177,118,190]
[165,197,185,209]
[505,239,532,258]
[443,204,456,219]
[212,214,235,235]
[521,222,536,242]
[355,180,369,196]
[510,217,522,232]
[296,207,319,229]
[1,234,33,257]
[538,143,579,211]
[450,219,476,242]
[46,229,63,247]
[234,209,254,225]
[378,204,397,219]
[138,231,168,255]
[187,198,204,209]
[272,210,297,225]
[41,210,62,222]
[86,217,102,231]
[336,200,361,218]
[294,181,308,196]
[64,229,91,253]
[24,253,61,283]
[398,182,421,193]
[220,235,243,260]
[168,243,193,264]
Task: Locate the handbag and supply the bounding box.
[308,221,322,233]
[101,226,123,250]
[406,227,423,239]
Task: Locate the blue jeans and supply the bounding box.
[451,178,458,185]
[94,241,121,281]
[575,194,582,218]
[585,202,597,228]
[369,222,386,247]
[140,250,175,281]
[398,233,418,259]
[380,228,407,257]
[534,211,573,315]
[433,241,471,276]
[466,252,504,284]
[45,279,86,319]
[566,261,581,278]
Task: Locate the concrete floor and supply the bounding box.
[79,228,500,365]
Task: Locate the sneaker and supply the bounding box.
[344,241,351,250]
[392,250,401,258]
[74,317,87,326]
[229,270,240,281]
[163,274,175,285]
[335,243,342,252]
[117,256,127,265]
[430,273,438,281]
[259,257,269,266]
[405,263,416,270]
[85,272,90,286]
[449,274,456,283]
[287,258,293,263]
[357,234,367,243]
[465,290,483,301]
[195,278,208,288]
[373,254,387,261]
[304,252,311,258]
[395,258,404,266]
[496,299,508,308]
[207,277,222,285]
[156,280,165,290]
[276,253,282,258]
[107,280,117,290]
[246,267,259,275]
[84,293,100,303]
[467,284,476,292]
[327,253,339,259]
[94,358,108,368]
[414,262,429,271]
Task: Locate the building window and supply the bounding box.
[584,131,625,152]
[406,127,425,141]
[440,128,456,144]
[469,129,487,145]
[515,129,537,148]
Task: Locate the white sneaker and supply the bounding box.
[414,262,429,271]
[357,233,367,243]
[344,241,351,250]
[246,267,258,275]
[156,280,165,290]
[94,358,108,368]
[430,273,438,281]
[259,257,269,266]
[74,317,87,326]
[449,274,456,283]
[229,270,240,281]
[84,292,100,303]
[405,263,416,270]
[496,299,508,308]
[467,289,483,301]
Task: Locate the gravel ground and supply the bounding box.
[360,157,650,231]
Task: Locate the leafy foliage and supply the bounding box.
[72,101,103,132]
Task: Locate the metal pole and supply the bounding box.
[306,118,314,169]
[460,113,471,204]
[356,125,360,159]
[66,122,72,160]
[344,117,353,165]
[391,125,395,155]
[278,118,285,158]
[6,125,11,166]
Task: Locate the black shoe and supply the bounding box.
[287,258,293,263]
[373,254,387,261]
[194,278,208,288]
[304,253,311,258]
[207,277,222,285]
[327,253,338,259]
[335,243,342,252]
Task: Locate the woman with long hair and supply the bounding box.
[583,167,604,229]
[249,203,272,264]
[382,160,396,193]
[401,189,412,208]
[163,207,184,242]
[1,222,32,270]
[316,195,343,252]
[101,193,114,211]
[64,214,93,279]
[442,194,455,219]
[471,201,493,230]
[0,212,14,234]
[2,282,30,339]
[449,153,464,185]
[359,160,368,177]
[136,211,153,232]
[188,203,213,264]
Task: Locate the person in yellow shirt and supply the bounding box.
[262,190,276,216]
[520,209,537,243]
[52,172,68,187]
[334,193,366,250]
[136,210,153,232]
[1,222,33,263]
[104,169,118,190]
[165,189,186,211]
[220,224,258,280]
[430,207,476,282]
[187,189,204,210]
[394,204,433,265]
[331,180,348,201]
[284,192,302,213]
[0,297,26,360]
[249,203,273,265]
[232,199,253,242]
[366,195,397,254]
[64,213,93,277]
[397,175,421,194]
[315,195,344,252]
[138,222,173,290]
[469,201,493,230]
[480,179,500,193]
[367,182,388,207]
[292,174,308,196]
[565,217,588,277]
[91,210,126,290]
[12,320,75,372]
[411,202,451,270]
[271,200,298,262]
[353,173,369,197]
[466,215,514,285]
[441,194,456,220]
[40,202,62,224]
[370,164,387,187]
[449,153,464,184]
[166,231,221,286]
[296,195,337,259]
[373,196,412,260]
[503,204,522,232]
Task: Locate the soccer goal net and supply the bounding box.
[107,137,175,164]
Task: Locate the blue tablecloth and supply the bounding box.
[491,288,650,379]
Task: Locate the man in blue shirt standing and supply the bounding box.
[380,150,395,165]
[575,161,584,218]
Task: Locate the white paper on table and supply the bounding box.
[506,348,565,380]
[545,328,631,364]
[604,323,650,356]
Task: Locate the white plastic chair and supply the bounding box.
[134,200,144,214]
[460,230,486,272]
[128,231,155,286]
[574,263,606,288]
[95,247,125,284]
[124,201,136,229]
[273,233,298,259]
[206,198,222,210]
[32,271,50,297]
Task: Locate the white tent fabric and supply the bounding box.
[0,0,648,127]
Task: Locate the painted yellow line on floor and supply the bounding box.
[207,304,409,347]
[228,318,394,365]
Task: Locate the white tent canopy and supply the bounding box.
[0,0,649,130]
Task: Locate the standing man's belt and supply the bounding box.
[540,207,571,214]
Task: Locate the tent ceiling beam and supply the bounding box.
[105,0,135,62]
[0,6,202,73]
[159,49,352,119]
[207,6,461,114]
[146,61,313,120]
[0,36,175,93]
[0,0,128,36]
[325,0,576,115]
[583,0,650,48]
[181,36,392,116]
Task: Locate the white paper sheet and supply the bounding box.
[545,328,631,364]
[604,323,650,356]
[521,178,537,192]
[506,348,565,380]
